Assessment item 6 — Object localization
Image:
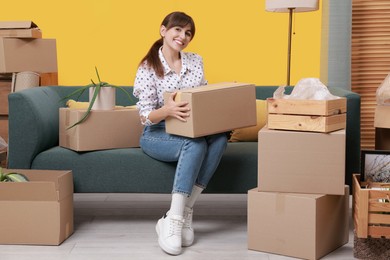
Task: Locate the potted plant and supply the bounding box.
[60,67,135,129]
[0,167,29,182]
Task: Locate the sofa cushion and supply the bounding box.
[229,99,268,142]
[31,142,258,193]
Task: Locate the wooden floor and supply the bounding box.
[0,193,355,260]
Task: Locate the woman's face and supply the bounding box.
[160,24,193,52]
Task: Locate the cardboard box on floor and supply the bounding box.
[59,107,143,151]
[258,126,346,195]
[0,38,57,73]
[248,186,349,260]
[0,21,42,38]
[164,82,257,138]
[0,169,73,245]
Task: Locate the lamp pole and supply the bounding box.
[286,7,294,86]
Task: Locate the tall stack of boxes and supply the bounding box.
[0,21,58,146]
[248,97,350,260]
[0,22,67,245]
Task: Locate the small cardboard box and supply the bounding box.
[0,74,12,115]
[248,186,349,260]
[59,107,143,151]
[0,169,73,245]
[267,98,347,133]
[0,38,57,73]
[0,21,42,38]
[258,126,346,195]
[374,105,390,129]
[353,174,390,239]
[165,82,256,138]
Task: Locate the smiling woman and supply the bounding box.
[133,11,228,256]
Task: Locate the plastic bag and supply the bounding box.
[273,78,340,100]
[0,136,7,150]
[376,73,390,105]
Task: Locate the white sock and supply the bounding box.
[186,185,204,209]
[169,193,187,216]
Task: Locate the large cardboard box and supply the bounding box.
[59,107,143,151]
[248,186,349,260]
[267,98,347,133]
[0,169,73,245]
[0,38,57,73]
[165,82,256,138]
[0,21,42,38]
[258,126,346,195]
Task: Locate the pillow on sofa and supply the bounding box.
[229,99,267,142]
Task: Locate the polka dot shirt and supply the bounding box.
[133,47,207,126]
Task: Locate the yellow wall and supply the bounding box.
[1,0,322,86]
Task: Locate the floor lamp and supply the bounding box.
[265,0,319,86]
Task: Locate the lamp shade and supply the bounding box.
[265,0,319,13]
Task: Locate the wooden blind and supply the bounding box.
[351,0,390,149]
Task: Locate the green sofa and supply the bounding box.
[7,86,361,193]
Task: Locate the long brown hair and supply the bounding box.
[139,12,196,78]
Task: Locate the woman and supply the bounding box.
[133,11,227,255]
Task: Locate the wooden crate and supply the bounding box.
[267,98,347,133]
[353,174,390,239]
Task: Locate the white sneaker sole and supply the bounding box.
[156,219,182,255]
[182,229,194,247]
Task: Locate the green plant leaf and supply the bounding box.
[62,66,136,129]
[5,173,29,182]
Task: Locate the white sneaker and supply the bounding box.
[155,213,184,255]
[182,207,194,247]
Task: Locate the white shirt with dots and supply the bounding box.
[133,47,207,126]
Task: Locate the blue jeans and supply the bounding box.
[140,121,228,196]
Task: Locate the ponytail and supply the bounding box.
[139,38,164,78]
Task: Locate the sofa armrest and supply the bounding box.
[8,87,65,168]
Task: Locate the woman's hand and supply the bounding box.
[163,92,190,122]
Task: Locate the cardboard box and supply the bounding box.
[267,98,347,133]
[0,74,12,115]
[248,186,349,260]
[165,82,256,138]
[59,107,143,151]
[375,128,390,150]
[0,38,57,73]
[258,126,346,195]
[0,115,8,142]
[374,105,390,129]
[353,174,390,239]
[0,21,42,38]
[0,169,73,245]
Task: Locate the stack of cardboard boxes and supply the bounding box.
[248,98,350,260]
[0,21,69,246]
[0,21,58,145]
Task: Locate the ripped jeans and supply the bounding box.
[140,121,227,196]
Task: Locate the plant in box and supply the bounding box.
[0,167,29,182]
[60,67,134,129]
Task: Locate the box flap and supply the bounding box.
[180,82,255,94]
[0,169,73,201]
[0,21,39,29]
